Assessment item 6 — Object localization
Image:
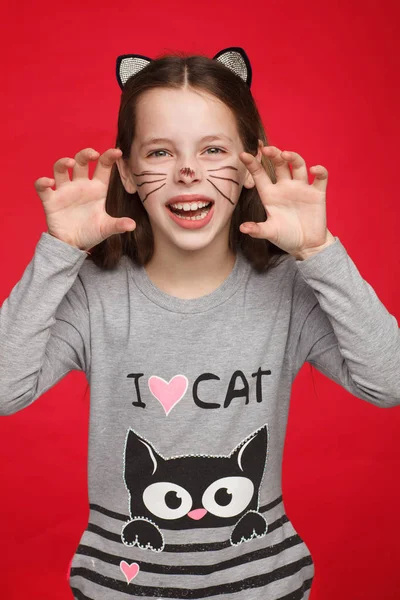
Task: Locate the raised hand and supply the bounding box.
[238,145,335,259]
[34,148,136,252]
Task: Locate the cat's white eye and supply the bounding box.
[202,477,254,518]
[143,482,192,520]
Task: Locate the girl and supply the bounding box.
[1,47,399,600]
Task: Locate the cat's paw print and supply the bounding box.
[231,510,268,545]
[122,517,164,552]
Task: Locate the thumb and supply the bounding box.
[240,221,274,240]
[108,217,137,237]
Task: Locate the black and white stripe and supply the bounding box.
[70,494,314,600]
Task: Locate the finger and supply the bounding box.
[34,177,55,203]
[310,165,328,192]
[239,221,273,240]
[103,216,137,238]
[53,157,74,187]
[239,151,273,189]
[239,221,258,234]
[93,148,123,186]
[280,151,308,182]
[261,146,292,180]
[72,148,100,180]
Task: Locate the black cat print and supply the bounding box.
[121,425,269,552]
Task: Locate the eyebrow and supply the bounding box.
[140,134,234,149]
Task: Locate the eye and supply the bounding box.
[204,147,226,155]
[147,149,170,158]
[202,477,254,518]
[142,482,192,520]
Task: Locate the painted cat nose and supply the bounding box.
[187,508,207,520]
[180,167,195,178]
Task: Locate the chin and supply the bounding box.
[150,215,232,254]
[171,236,216,254]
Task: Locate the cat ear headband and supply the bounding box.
[116,46,252,90]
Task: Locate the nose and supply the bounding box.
[177,164,201,185]
[181,167,195,178]
[187,508,207,520]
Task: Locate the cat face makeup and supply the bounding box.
[117,87,261,254]
[180,167,195,178]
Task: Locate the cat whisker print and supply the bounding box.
[207,165,239,205]
[133,171,167,203]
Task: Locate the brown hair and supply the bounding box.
[88,51,288,272]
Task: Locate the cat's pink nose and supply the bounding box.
[187,508,207,520]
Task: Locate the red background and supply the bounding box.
[1,1,400,598]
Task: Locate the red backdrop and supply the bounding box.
[1,1,400,598]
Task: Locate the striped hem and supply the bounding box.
[69,494,314,599]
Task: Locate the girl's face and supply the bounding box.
[117,87,261,255]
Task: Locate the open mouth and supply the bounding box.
[167,201,214,221]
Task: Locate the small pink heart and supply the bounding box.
[148,375,188,415]
[120,560,140,583]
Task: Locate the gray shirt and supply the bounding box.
[1,231,399,600]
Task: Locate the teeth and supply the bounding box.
[169,200,211,210]
[174,207,211,220]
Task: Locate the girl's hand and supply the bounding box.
[34,148,136,252]
[239,145,335,259]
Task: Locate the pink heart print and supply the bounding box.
[120,561,140,583]
[148,375,188,415]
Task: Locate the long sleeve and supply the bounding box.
[289,236,400,407]
[0,232,91,416]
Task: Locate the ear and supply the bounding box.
[124,429,164,488]
[116,157,137,194]
[243,139,264,189]
[230,425,268,486]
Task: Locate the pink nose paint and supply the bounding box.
[188,508,207,520]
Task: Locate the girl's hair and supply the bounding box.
[88,51,289,272]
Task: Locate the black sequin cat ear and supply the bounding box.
[116,54,153,90]
[213,47,252,88]
[116,47,252,90]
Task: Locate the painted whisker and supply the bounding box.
[207,166,238,172]
[142,183,167,203]
[205,165,239,204]
[207,180,235,205]
[131,171,168,203]
[133,171,167,176]
[209,175,239,185]
[137,178,167,187]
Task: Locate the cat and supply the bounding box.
[121,425,269,552]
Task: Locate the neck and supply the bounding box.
[144,231,236,300]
